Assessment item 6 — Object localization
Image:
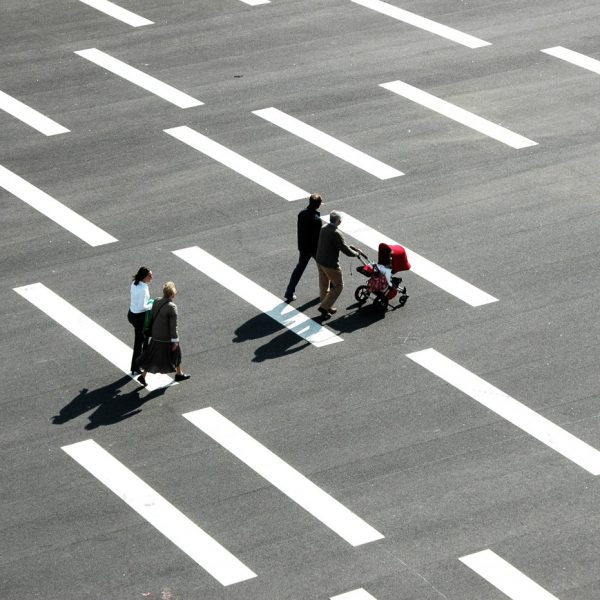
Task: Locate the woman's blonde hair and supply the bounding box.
[163,281,177,298]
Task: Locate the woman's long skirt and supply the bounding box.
[137,340,182,374]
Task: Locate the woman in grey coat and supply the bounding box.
[137,281,190,386]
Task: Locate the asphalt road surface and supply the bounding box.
[2,1,600,599]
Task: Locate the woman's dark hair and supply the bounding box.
[132,266,151,285]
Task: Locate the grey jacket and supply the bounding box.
[150,297,179,343]
[316,223,357,268]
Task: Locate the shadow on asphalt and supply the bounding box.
[232,297,321,343]
[51,375,167,429]
[250,303,385,362]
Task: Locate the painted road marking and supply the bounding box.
[13,283,173,392]
[173,246,341,347]
[183,407,384,546]
[252,107,403,180]
[331,589,378,600]
[240,0,270,5]
[77,0,153,26]
[380,80,537,149]
[74,49,203,109]
[542,46,600,76]
[165,126,308,201]
[460,549,560,600]
[350,0,490,49]
[0,90,69,136]
[62,439,256,586]
[0,164,117,247]
[324,212,497,307]
[407,348,600,475]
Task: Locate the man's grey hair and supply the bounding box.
[329,210,342,224]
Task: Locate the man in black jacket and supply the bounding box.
[284,194,323,302]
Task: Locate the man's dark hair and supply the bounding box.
[308,193,322,209]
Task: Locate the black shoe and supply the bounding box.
[328,307,338,315]
[175,373,191,382]
[318,307,331,320]
[284,293,297,302]
[137,375,147,387]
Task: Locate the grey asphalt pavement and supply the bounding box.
[2,1,600,599]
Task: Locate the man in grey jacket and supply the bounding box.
[315,211,360,318]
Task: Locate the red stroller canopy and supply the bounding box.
[378,243,411,273]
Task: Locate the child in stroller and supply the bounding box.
[354,243,410,312]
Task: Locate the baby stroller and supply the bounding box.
[354,243,410,312]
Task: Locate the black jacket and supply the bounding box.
[297,206,322,254]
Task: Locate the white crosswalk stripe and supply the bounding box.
[0,165,117,247]
[0,90,69,136]
[331,589,378,600]
[407,348,600,475]
[350,0,491,48]
[173,246,342,347]
[460,549,560,600]
[252,107,403,179]
[542,46,600,76]
[380,80,538,149]
[62,439,256,586]
[13,283,173,391]
[74,49,203,108]
[76,0,153,26]
[324,212,497,306]
[183,407,384,547]
[165,126,309,201]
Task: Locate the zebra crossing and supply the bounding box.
[4,0,600,598]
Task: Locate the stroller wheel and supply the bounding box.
[398,294,409,307]
[354,285,369,305]
[374,295,389,313]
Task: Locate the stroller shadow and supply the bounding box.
[51,375,166,429]
[323,303,386,334]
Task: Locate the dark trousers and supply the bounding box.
[285,251,314,297]
[127,310,146,372]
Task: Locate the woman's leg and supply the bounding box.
[128,311,145,372]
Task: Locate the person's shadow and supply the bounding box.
[233,297,320,343]
[250,300,385,361]
[52,375,166,429]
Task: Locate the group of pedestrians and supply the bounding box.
[284,194,361,319]
[127,267,190,387]
[127,194,355,385]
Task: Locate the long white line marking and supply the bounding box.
[62,439,256,586]
[74,49,202,109]
[165,126,308,201]
[0,90,69,136]
[252,107,403,180]
[0,165,117,247]
[14,283,173,392]
[77,0,153,26]
[350,0,490,49]
[183,407,384,546]
[407,348,600,475]
[331,589,378,600]
[325,212,497,306]
[542,46,600,76]
[240,0,270,5]
[173,246,341,347]
[460,549,560,600]
[380,80,537,149]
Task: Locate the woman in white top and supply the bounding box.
[127,266,153,373]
